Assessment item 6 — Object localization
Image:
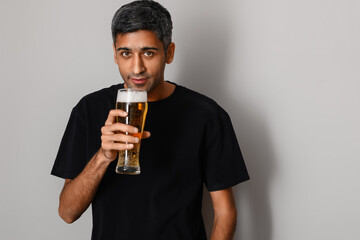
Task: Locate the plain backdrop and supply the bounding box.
[1,0,359,239]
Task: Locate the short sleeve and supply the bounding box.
[202,108,249,191]
[51,106,89,180]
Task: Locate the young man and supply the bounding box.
[51,1,249,239]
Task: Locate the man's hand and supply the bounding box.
[100,109,151,162]
[58,109,150,224]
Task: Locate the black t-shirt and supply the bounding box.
[51,82,249,240]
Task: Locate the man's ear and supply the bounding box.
[113,43,118,64]
[166,42,175,64]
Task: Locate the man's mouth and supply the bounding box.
[131,78,149,85]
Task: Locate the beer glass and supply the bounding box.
[115,89,148,175]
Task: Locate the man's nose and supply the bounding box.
[132,54,146,75]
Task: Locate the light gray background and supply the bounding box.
[1,0,359,239]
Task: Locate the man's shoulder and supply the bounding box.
[82,83,122,103]
[74,84,122,109]
[176,84,226,116]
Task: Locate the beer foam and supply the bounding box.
[117,89,147,102]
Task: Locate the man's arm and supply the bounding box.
[58,109,149,223]
[209,188,237,240]
[58,150,112,223]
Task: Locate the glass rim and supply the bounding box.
[118,88,147,93]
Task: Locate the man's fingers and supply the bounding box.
[109,123,138,133]
[104,109,128,126]
[101,142,134,151]
[101,134,140,144]
[142,131,151,139]
[101,123,138,135]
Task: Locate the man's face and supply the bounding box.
[113,30,168,93]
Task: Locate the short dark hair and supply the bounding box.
[111,0,173,50]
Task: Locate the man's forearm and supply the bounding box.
[58,149,111,223]
[210,210,237,240]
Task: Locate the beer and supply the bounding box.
[115,89,148,175]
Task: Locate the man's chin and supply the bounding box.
[125,82,149,92]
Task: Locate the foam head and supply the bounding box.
[116,89,147,102]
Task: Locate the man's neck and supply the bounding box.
[147,81,175,102]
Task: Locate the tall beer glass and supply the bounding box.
[115,89,148,175]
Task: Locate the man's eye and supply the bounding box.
[121,52,130,57]
[144,51,154,57]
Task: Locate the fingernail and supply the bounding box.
[134,128,138,133]
[128,144,134,148]
[134,137,139,143]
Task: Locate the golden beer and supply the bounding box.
[115,89,148,175]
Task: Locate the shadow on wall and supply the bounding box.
[177,7,276,240]
[232,109,275,240]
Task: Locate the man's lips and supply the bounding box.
[131,78,149,85]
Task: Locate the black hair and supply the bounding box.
[111,0,173,50]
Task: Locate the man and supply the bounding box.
[51,1,249,239]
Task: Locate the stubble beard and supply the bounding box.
[123,75,163,94]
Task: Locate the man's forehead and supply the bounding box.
[115,30,162,47]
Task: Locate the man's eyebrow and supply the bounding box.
[141,47,159,51]
[117,47,130,52]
